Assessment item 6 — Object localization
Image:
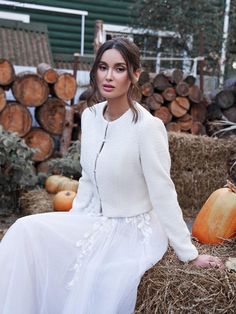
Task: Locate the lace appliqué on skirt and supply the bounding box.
[66,212,152,289]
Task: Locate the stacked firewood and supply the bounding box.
[138,69,208,135]
[0,59,77,163]
[205,82,236,136]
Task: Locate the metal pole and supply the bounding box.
[81,15,85,56]
[219,0,231,88]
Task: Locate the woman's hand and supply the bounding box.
[189,254,224,268]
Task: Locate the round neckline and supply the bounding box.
[101,103,131,124]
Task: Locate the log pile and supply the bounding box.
[138,69,208,135]
[0,59,77,164]
[206,82,236,137]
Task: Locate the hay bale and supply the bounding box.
[169,132,236,217]
[135,239,236,314]
[19,188,53,215]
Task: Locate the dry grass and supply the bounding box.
[135,239,236,314]
[19,188,54,215]
[169,132,236,217]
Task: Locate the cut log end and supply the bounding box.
[54,73,77,101]
[0,59,15,86]
[0,102,32,137]
[23,128,54,162]
[12,73,49,107]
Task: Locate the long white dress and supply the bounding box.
[0,102,198,314]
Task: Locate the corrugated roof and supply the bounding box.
[0,19,54,66]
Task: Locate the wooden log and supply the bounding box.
[153,106,172,125]
[140,82,153,97]
[177,113,193,131]
[190,121,206,135]
[215,90,235,110]
[138,71,150,86]
[60,106,75,156]
[170,68,183,84]
[23,128,54,162]
[166,122,181,132]
[0,102,32,137]
[190,102,207,123]
[37,63,58,84]
[188,85,203,103]
[12,72,49,107]
[222,106,236,123]
[184,75,196,86]
[145,93,164,110]
[0,87,7,112]
[0,59,15,86]
[53,72,77,101]
[162,87,176,102]
[176,81,189,97]
[35,97,66,135]
[206,103,223,121]
[169,97,190,118]
[153,73,171,91]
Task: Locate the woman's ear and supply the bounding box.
[134,69,141,82]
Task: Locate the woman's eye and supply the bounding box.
[98,64,107,71]
[116,67,126,73]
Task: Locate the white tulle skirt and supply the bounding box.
[0,209,168,314]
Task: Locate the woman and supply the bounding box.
[0,37,222,314]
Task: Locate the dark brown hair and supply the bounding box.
[87,37,141,122]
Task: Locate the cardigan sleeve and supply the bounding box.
[139,117,198,262]
[70,108,93,212]
[70,169,93,212]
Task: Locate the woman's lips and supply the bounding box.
[103,84,115,92]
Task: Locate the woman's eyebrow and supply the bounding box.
[99,61,127,66]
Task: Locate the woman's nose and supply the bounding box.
[105,68,113,81]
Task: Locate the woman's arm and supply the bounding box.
[139,117,223,267]
[139,117,198,262]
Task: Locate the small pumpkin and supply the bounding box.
[57,178,79,193]
[53,190,76,211]
[45,175,65,193]
[192,181,236,244]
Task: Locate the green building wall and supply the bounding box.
[0,0,136,61]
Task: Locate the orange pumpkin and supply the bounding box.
[57,178,79,193]
[45,175,65,193]
[192,186,236,244]
[53,190,76,211]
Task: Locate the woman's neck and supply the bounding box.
[104,99,130,121]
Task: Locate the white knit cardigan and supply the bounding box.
[71,101,198,262]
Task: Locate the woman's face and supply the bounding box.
[96,48,132,102]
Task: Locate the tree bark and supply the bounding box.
[60,106,75,156]
[190,102,208,123]
[37,63,58,84]
[0,87,7,113]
